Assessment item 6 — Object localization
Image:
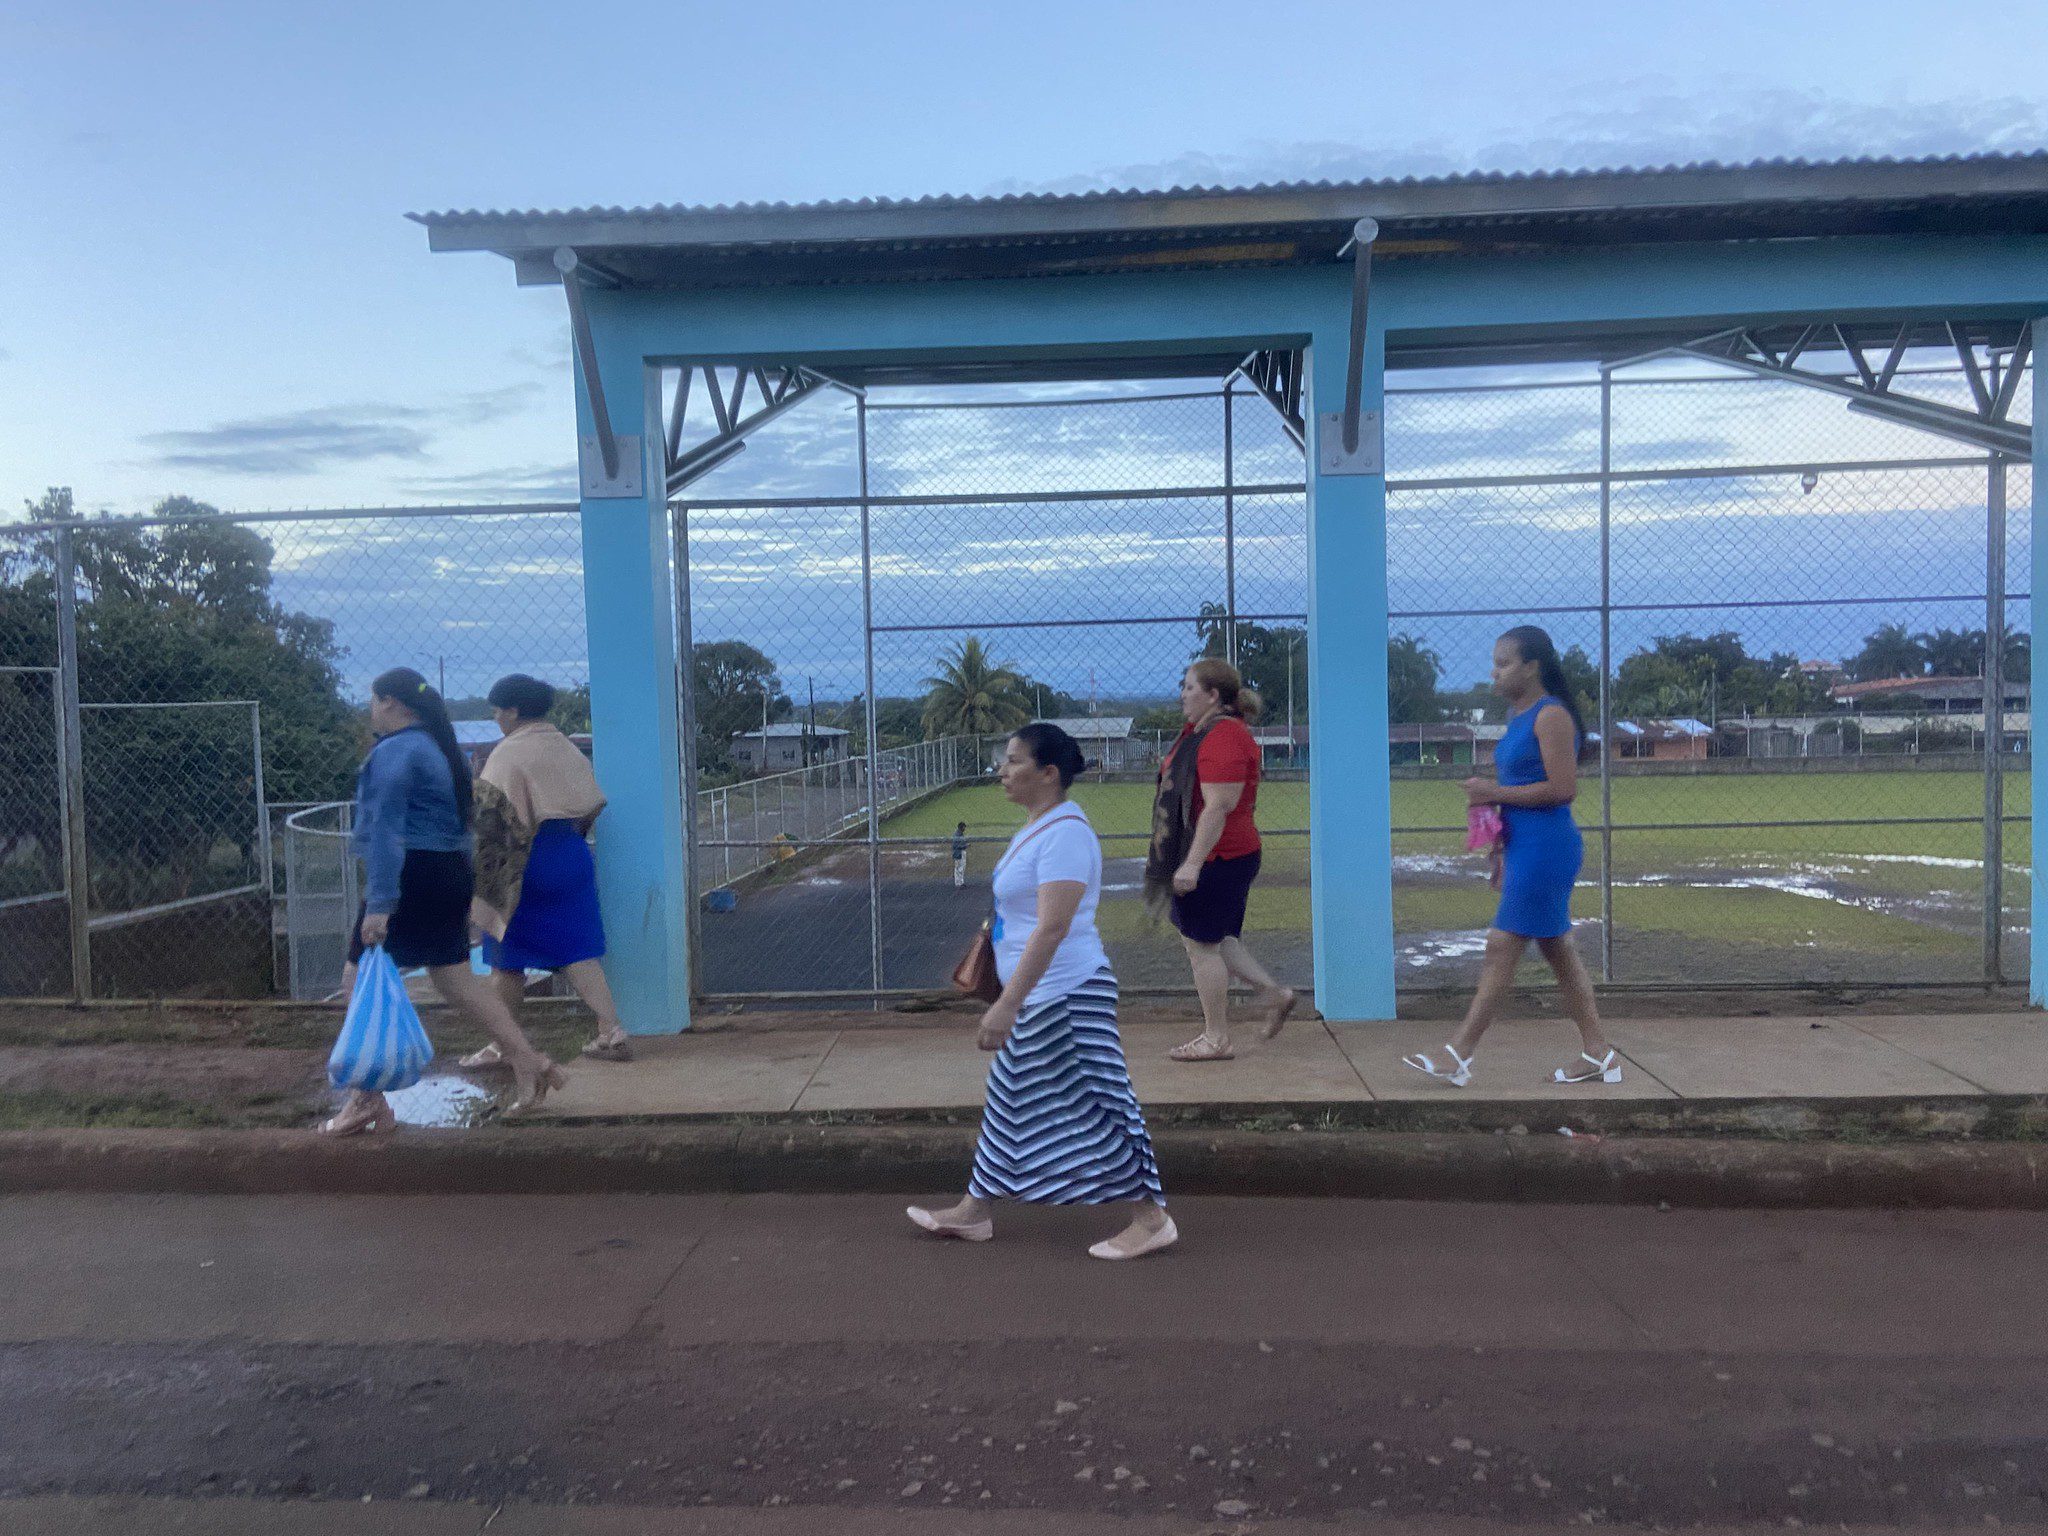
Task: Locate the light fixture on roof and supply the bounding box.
[1800,470,1820,494]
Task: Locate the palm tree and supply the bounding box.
[920,637,1030,738]
[1914,627,1986,678]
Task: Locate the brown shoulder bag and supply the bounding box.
[949,812,1084,1005]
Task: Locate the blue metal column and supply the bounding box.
[1304,323,1396,1020]
[575,327,692,1033]
[2032,338,2047,1003]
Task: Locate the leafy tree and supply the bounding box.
[1917,628,1984,678]
[1851,623,1926,682]
[1613,631,1828,722]
[1191,603,1307,718]
[920,637,1029,738]
[691,640,789,772]
[1,491,356,907]
[1386,632,1443,725]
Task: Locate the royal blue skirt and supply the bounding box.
[1494,805,1582,940]
[484,820,607,973]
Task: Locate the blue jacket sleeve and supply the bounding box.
[357,741,411,915]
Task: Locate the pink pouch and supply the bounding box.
[1465,803,1503,852]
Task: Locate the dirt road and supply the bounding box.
[1,1192,2043,1531]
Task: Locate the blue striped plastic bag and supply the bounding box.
[327,947,434,1092]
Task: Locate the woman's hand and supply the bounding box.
[1463,777,1498,807]
[1171,861,1201,896]
[359,911,390,948]
[976,998,1020,1051]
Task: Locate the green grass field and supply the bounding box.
[884,769,2029,977]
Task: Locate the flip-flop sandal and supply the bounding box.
[458,1043,504,1070]
[1168,1036,1235,1063]
[1259,988,1300,1041]
[580,1037,634,1062]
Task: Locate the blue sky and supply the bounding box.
[1,1,2041,700]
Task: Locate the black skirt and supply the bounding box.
[348,848,474,971]
[1170,849,1263,945]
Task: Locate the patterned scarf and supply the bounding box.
[1143,717,1219,917]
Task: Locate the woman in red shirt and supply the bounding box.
[1151,659,1298,1061]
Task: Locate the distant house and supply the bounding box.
[1830,676,2031,715]
[1643,717,1714,760]
[1251,724,1310,768]
[1389,722,1499,768]
[731,722,851,773]
[1038,717,1137,772]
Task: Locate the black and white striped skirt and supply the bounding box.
[969,967,1165,1207]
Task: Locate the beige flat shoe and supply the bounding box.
[907,1205,993,1242]
[1168,1035,1234,1063]
[1089,1215,1178,1261]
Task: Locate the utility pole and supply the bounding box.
[1287,635,1299,768]
[806,676,816,766]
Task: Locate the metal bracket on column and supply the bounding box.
[558,247,644,498]
[1321,218,1384,475]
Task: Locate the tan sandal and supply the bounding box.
[580,1034,633,1062]
[501,1057,568,1118]
[1168,1035,1234,1063]
[458,1042,505,1070]
[1259,987,1299,1041]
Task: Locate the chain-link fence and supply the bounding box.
[0,506,591,998]
[0,343,2032,1003]
[678,386,1313,1000]
[1387,359,2032,991]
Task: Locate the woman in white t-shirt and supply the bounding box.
[908,723,1175,1261]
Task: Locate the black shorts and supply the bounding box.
[348,848,474,971]
[1170,849,1263,945]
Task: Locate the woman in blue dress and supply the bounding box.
[1404,626,1619,1089]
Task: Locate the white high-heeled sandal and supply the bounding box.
[1402,1043,1474,1088]
[1553,1049,1623,1085]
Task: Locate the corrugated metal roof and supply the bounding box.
[413,151,2048,225]
[414,151,2048,375]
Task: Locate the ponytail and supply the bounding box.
[1187,657,1264,725]
[372,666,475,827]
[1500,626,1588,758]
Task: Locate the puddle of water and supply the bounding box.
[1394,853,1473,878]
[1400,930,1490,967]
[384,1073,498,1128]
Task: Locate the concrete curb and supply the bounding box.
[2,1124,2046,1208]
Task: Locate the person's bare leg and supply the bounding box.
[1173,936,1233,1056]
[491,967,525,1019]
[561,959,627,1046]
[429,964,559,1107]
[1536,933,1611,1065]
[1448,930,1528,1059]
[1219,935,1296,1037]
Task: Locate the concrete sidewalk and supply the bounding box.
[530,1010,2041,1120]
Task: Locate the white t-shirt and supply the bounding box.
[990,806,1108,1010]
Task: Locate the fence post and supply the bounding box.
[1598,371,1616,983]
[1985,452,2008,985]
[675,502,705,975]
[1223,380,1237,667]
[858,397,884,997]
[53,526,91,1001]
[249,701,274,993]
